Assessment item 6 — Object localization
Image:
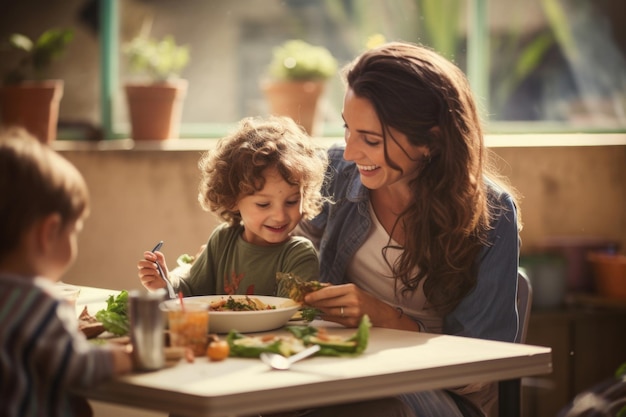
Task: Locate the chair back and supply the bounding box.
[516,269,533,343]
[498,270,535,417]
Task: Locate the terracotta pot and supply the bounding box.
[262,80,325,136]
[125,80,187,141]
[0,80,64,143]
[588,252,626,300]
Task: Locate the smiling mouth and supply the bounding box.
[265,225,288,232]
[357,164,379,171]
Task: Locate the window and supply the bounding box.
[485,0,626,133]
[100,0,625,138]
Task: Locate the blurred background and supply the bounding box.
[1,0,625,139]
[1,2,625,416]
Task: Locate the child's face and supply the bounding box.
[235,167,303,246]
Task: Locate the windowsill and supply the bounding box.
[51,133,626,152]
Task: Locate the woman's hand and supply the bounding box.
[304,283,421,331]
[302,283,380,328]
[137,250,168,291]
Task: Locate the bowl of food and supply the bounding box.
[187,295,300,333]
[588,252,626,300]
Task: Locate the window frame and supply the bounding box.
[98,0,626,141]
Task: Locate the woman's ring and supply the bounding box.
[340,306,345,317]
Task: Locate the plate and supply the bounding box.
[187,295,300,334]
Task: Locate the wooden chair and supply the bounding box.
[498,270,533,417]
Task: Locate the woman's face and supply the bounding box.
[342,88,429,191]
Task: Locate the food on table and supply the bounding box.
[289,307,321,322]
[301,307,324,322]
[95,290,130,336]
[208,295,279,311]
[227,315,371,358]
[277,272,330,303]
[78,306,106,339]
[177,253,196,265]
[206,339,230,361]
[166,302,209,356]
[228,332,306,358]
[165,346,195,363]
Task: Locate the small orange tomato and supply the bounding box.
[206,340,230,361]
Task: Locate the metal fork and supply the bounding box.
[151,241,176,299]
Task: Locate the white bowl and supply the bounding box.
[186,295,300,334]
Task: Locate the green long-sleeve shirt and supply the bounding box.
[172,223,319,297]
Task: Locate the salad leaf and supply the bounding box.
[299,307,322,322]
[227,315,371,358]
[95,290,130,336]
[177,253,195,265]
[348,314,371,355]
[226,331,284,357]
[288,314,371,356]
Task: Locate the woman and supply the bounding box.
[299,42,523,417]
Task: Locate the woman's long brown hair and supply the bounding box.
[344,42,521,314]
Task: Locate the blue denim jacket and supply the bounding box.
[301,144,520,343]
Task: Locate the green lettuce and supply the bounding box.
[227,315,371,358]
[95,290,130,336]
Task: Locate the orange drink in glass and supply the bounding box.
[162,300,209,356]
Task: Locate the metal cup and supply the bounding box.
[129,289,166,371]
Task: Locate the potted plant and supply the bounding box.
[261,39,337,136]
[0,28,74,143]
[123,33,190,141]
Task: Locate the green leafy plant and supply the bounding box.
[2,28,74,85]
[124,35,190,82]
[268,39,337,81]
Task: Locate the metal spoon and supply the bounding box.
[260,344,321,370]
[151,241,176,299]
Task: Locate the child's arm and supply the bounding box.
[108,344,133,374]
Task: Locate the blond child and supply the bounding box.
[137,116,328,297]
[0,128,133,417]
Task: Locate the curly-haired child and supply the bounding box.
[137,116,328,297]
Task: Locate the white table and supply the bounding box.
[75,285,119,314]
[75,287,552,417]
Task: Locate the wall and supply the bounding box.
[57,142,626,293]
[492,146,626,250]
[59,147,218,291]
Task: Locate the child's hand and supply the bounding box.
[137,250,169,291]
[110,343,133,374]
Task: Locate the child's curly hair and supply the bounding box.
[198,116,328,225]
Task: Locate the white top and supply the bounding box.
[347,202,443,333]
